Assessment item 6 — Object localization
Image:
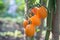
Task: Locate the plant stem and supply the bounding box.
[30,37,34,40]
[45,0,55,40]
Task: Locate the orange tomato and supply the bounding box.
[31,6,47,19]
[25,24,35,37]
[23,19,29,28]
[39,6,47,19]
[29,15,41,26]
[31,7,41,18]
[31,7,39,15]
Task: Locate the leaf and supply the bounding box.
[36,28,40,32]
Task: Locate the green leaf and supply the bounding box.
[36,28,40,32]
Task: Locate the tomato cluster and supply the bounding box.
[23,6,47,37]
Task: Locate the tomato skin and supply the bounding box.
[29,15,41,26]
[31,6,47,19]
[39,6,47,19]
[31,7,39,15]
[23,19,28,28]
[25,24,35,37]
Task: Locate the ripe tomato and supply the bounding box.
[23,19,29,28]
[29,15,41,26]
[25,24,35,37]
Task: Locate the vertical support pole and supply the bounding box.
[52,0,59,40]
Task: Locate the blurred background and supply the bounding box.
[0,0,25,40]
[0,0,60,40]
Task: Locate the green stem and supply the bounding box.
[45,10,52,40]
[45,30,50,40]
[30,37,34,40]
[45,0,55,40]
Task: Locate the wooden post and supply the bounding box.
[52,0,59,40]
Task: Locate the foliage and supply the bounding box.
[0,17,24,23]
[16,0,25,16]
[36,28,40,32]
[0,30,23,38]
[28,0,36,8]
[28,0,41,9]
[0,0,25,18]
[0,0,5,10]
